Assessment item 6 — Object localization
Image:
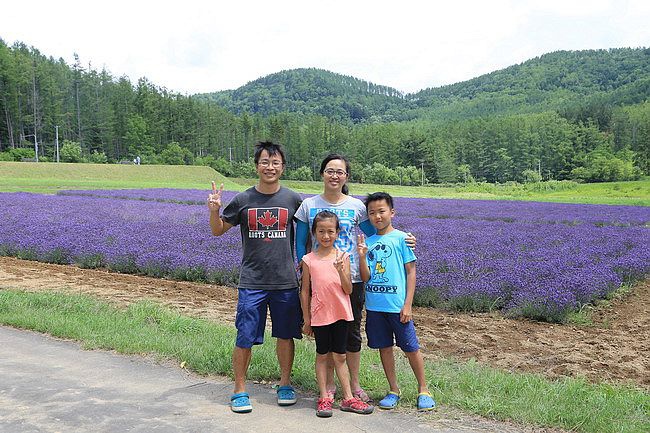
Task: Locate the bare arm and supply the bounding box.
[405,232,417,250]
[400,261,417,323]
[357,233,370,282]
[334,250,352,295]
[207,181,233,236]
[299,261,313,336]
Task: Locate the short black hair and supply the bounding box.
[365,192,394,209]
[311,210,340,235]
[254,141,286,165]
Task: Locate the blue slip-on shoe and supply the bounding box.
[417,392,436,411]
[378,391,400,409]
[231,392,252,413]
[277,385,297,406]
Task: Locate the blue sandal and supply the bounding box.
[378,391,400,409]
[276,385,297,406]
[417,392,436,411]
[231,392,252,413]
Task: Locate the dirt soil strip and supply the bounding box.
[0,256,648,390]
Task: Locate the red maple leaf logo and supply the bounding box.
[257,210,278,228]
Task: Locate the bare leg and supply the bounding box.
[316,354,330,399]
[379,346,399,393]
[276,338,295,386]
[325,353,336,393]
[346,350,362,391]
[332,353,353,400]
[232,346,252,394]
[404,349,429,394]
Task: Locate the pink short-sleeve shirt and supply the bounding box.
[302,252,353,326]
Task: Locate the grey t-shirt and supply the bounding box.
[295,194,368,283]
[222,186,302,290]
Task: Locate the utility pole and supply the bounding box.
[32,66,39,162]
[421,162,425,186]
[229,146,233,164]
[55,125,60,163]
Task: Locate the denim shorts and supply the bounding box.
[365,310,420,352]
[235,288,302,348]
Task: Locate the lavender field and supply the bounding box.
[1,189,649,322]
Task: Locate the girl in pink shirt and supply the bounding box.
[300,210,374,418]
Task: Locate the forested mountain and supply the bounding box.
[0,38,648,184]
[197,68,413,122]
[415,48,650,102]
[199,49,650,124]
[411,48,650,121]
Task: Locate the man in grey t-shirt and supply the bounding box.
[208,142,302,413]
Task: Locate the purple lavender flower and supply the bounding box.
[1,191,648,322]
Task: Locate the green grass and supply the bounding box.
[538,179,650,206]
[1,162,648,205]
[232,177,650,206]
[565,283,636,327]
[0,161,238,193]
[0,289,647,433]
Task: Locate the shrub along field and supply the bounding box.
[232,175,650,206]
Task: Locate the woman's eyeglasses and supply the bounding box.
[323,169,347,177]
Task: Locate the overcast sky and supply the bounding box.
[2,0,649,95]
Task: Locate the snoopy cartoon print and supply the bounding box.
[368,242,393,283]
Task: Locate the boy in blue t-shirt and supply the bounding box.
[358,192,435,412]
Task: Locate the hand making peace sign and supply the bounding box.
[207,181,224,212]
[333,249,346,273]
[357,233,368,257]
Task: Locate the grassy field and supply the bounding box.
[0,290,647,433]
[1,162,649,205]
[533,179,650,206]
[212,175,650,206]
[0,161,238,193]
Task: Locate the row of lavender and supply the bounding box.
[408,216,649,321]
[2,190,649,321]
[57,189,650,226]
[0,192,242,284]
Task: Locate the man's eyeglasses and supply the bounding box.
[258,160,284,168]
[323,169,347,177]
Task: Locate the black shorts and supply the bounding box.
[346,282,365,352]
[312,320,350,355]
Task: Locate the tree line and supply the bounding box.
[0,39,647,184]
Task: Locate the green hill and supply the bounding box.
[196,68,413,122]
[198,49,650,123]
[410,48,650,121]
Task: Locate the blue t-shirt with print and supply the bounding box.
[364,229,416,313]
[295,194,367,282]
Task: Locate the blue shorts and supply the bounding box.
[235,288,302,349]
[365,310,420,352]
